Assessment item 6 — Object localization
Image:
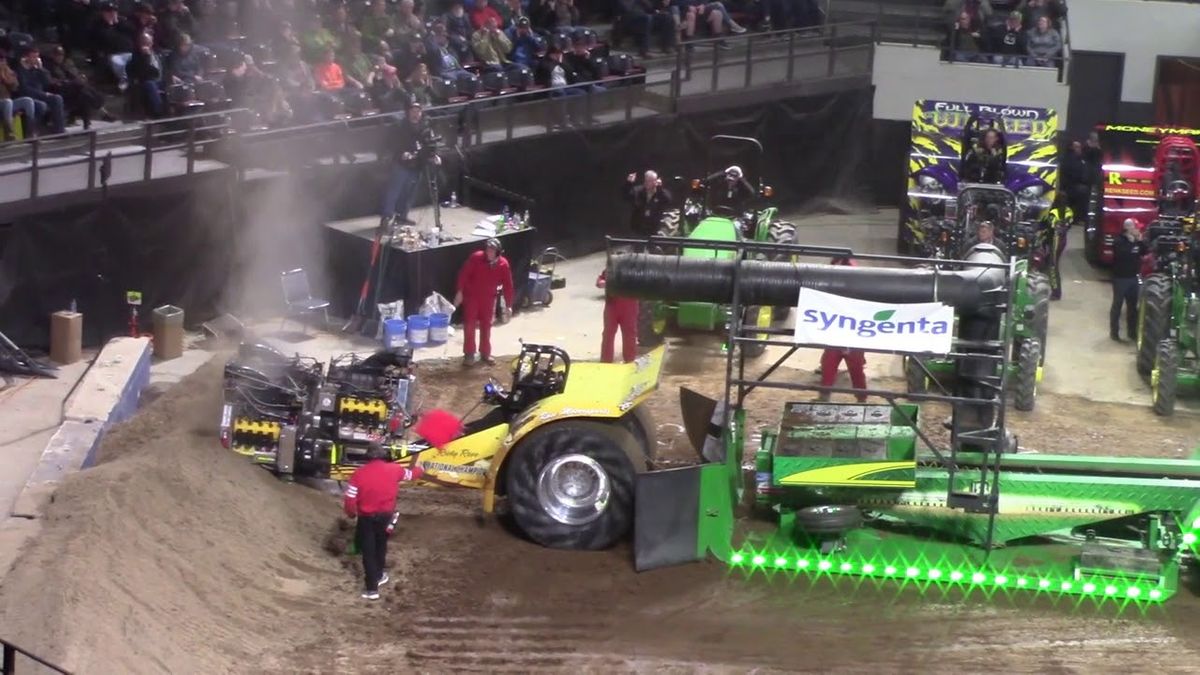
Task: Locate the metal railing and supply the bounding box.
[2,638,72,675]
[0,22,875,207]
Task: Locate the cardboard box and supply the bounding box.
[50,311,82,365]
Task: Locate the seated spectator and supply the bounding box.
[361,0,398,46]
[129,3,161,48]
[126,32,165,117]
[471,0,504,31]
[61,0,97,52]
[989,11,1026,66]
[0,57,39,141]
[368,57,410,110]
[1019,0,1066,29]
[508,17,542,67]
[472,17,518,72]
[1025,14,1061,67]
[156,0,196,51]
[300,12,340,62]
[165,33,207,84]
[395,33,433,78]
[312,46,366,115]
[427,25,475,85]
[275,43,320,121]
[275,20,302,57]
[563,34,604,91]
[671,0,742,44]
[540,0,581,35]
[405,63,436,107]
[15,47,66,134]
[496,0,530,30]
[947,11,985,62]
[535,45,575,91]
[614,0,675,58]
[767,0,821,30]
[443,4,475,62]
[943,0,992,28]
[341,32,376,86]
[327,3,358,52]
[43,44,114,130]
[393,0,426,43]
[90,1,138,89]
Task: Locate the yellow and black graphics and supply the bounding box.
[230,417,282,459]
[903,100,1060,247]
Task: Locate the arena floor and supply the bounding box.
[3,208,1200,673]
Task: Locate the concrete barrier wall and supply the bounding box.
[11,337,151,519]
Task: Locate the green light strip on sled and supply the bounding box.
[727,549,1172,604]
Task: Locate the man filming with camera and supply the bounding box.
[381,100,441,227]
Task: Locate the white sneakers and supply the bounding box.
[361,572,390,601]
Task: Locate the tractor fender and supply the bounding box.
[480,347,666,512]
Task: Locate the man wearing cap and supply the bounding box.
[1110,218,1148,342]
[342,441,425,601]
[708,165,755,216]
[454,238,515,366]
[90,1,138,88]
[989,11,1027,66]
[382,100,439,226]
[509,17,541,67]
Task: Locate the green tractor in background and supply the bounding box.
[639,136,798,357]
[904,185,1052,411]
[1137,218,1200,415]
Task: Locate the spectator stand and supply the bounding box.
[0,23,876,215]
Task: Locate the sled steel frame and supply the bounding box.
[607,234,1019,551]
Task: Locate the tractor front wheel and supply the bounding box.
[505,421,639,550]
[637,302,665,347]
[768,220,798,321]
[905,356,930,394]
[1138,274,1171,377]
[1013,338,1041,412]
[1152,339,1179,417]
[740,305,772,358]
[796,505,863,535]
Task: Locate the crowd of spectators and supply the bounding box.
[0,0,824,143]
[943,0,1067,67]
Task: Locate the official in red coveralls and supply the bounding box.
[597,269,639,363]
[342,441,425,600]
[817,256,868,403]
[454,238,514,366]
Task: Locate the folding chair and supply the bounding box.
[280,268,331,335]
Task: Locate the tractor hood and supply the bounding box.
[607,250,1010,316]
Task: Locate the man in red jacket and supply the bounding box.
[597,269,639,363]
[454,238,514,366]
[817,256,868,403]
[342,442,425,600]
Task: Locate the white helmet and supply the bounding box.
[725,165,743,180]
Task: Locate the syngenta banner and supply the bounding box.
[794,289,954,354]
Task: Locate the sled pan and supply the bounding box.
[634,465,704,571]
[679,386,718,458]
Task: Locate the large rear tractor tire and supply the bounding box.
[1152,339,1179,417]
[505,421,639,550]
[637,302,665,347]
[767,220,798,320]
[1013,338,1041,412]
[1138,274,1172,378]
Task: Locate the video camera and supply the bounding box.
[416,126,443,163]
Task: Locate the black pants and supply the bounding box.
[355,513,391,592]
[1110,276,1139,338]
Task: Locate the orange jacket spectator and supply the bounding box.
[314,60,346,91]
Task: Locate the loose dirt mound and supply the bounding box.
[0,358,349,674]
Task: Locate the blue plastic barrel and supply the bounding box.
[407,314,430,347]
[383,318,407,349]
[428,313,450,343]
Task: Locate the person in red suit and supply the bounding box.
[342,441,425,601]
[597,269,639,363]
[818,256,868,403]
[454,238,514,366]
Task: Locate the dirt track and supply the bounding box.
[7,352,1200,673]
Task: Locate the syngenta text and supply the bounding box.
[801,309,950,338]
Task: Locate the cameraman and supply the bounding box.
[381,100,441,226]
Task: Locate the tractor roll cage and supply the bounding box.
[607,234,1021,550]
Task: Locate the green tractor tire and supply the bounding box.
[1137,274,1172,378]
[904,356,931,394]
[637,302,666,347]
[740,306,773,358]
[1013,338,1042,412]
[1152,338,1179,417]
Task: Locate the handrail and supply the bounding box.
[0,22,875,208]
[2,638,72,674]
